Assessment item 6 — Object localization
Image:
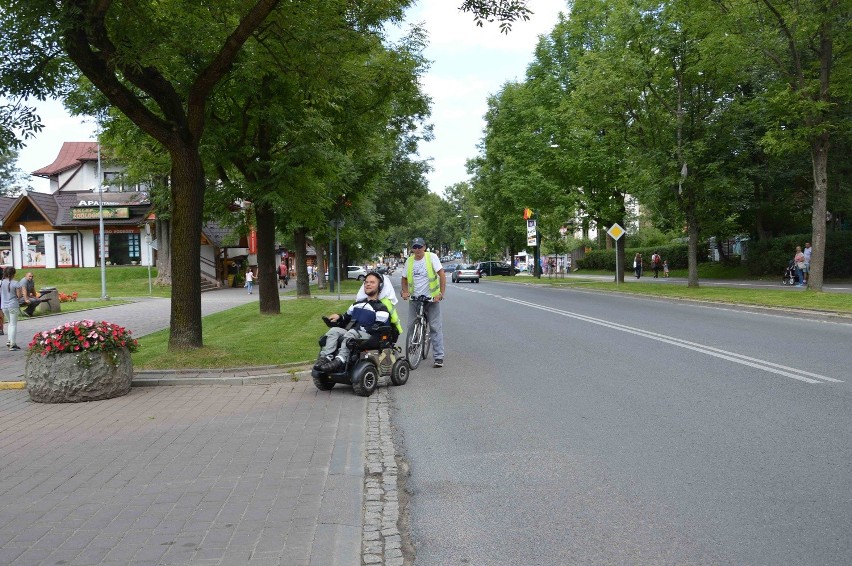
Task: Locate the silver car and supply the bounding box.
[452,264,480,283]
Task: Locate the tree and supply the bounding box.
[714,0,852,290]
[0,0,533,349]
[0,0,286,349]
[0,147,31,195]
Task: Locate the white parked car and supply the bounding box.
[347,266,367,280]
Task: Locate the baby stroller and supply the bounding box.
[783,260,799,285]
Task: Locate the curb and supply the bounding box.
[1,363,315,390]
[131,363,314,387]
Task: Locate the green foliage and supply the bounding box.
[578,244,692,271]
[0,146,30,195]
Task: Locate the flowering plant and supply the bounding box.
[58,292,78,303]
[28,320,139,357]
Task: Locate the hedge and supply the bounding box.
[577,244,693,271]
[576,232,851,278]
[745,231,852,278]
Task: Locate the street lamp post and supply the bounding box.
[96,143,108,300]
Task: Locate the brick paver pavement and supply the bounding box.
[0,381,366,565]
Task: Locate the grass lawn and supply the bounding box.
[18,266,168,298]
[132,298,352,369]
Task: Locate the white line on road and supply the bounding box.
[465,289,841,384]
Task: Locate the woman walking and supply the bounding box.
[0,266,23,350]
[793,246,806,287]
[633,253,643,279]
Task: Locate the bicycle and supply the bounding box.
[405,295,433,369]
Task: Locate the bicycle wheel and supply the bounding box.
[421,319,431,360]
[406,318,425,369]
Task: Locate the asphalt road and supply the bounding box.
[392,278,851,565]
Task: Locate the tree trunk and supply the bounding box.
[294,227,311,298]
[686,203,700,288]
[808,133,829,291]
[254,201,280,314]
[154,219,172,285]
[168,148,204,350]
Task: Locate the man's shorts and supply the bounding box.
[803,263,810,273]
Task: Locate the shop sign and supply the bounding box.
[71,207,130,220]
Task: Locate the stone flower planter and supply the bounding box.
[26,348,133,403]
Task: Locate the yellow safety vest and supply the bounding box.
[406,252,441,298]
[380,298,403,334]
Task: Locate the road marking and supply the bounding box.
[490,294,841,385]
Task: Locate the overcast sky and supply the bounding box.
[16,0,568,196]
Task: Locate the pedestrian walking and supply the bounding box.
[245,268,255,294]
[1,267,23,350]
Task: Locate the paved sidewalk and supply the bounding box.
[0,382,366,565]
[0,288,399,566]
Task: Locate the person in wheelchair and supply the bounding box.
[314,272,401,373]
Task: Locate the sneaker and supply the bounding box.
[8,345,20,351]
[323,357,345,373]
[314,354,334,370]
[433,359,443,368]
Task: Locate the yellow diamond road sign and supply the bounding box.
[607,223,625,240]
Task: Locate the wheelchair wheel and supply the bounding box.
[351,361,378,397]
[406,319,425,369]
[390,359,410,386]
[311,370,335,391]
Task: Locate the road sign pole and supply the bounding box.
[606,223,625,286]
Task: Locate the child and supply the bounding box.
[663,260,669,278]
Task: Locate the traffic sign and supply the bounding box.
[607,223,625,241]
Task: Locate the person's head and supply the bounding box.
[3,266,16,280]
[796,246,802,252]
[805,242,811,248]
[364,272,383,298]
[25,272,33,281]
[411,237,426,259]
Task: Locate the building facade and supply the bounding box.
[0,142,153,269]
[0,142,153,270]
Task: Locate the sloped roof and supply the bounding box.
[27,191,59,224]
[202,222,237,248]
[0,196,16,222]
[0,191,152,229]
[31,142,98,177]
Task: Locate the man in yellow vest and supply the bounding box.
[401,237,446,368]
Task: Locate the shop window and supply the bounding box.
[0,234,11,266]
[23,233,46,267]
[56,234,75,267]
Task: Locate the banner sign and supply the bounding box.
[71,207,130,220]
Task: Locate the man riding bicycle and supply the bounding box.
[400,237,446,368]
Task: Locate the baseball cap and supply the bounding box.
[411,237,425,248]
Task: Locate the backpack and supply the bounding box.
[653,254,661,266]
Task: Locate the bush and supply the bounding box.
[745,232,852,278]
